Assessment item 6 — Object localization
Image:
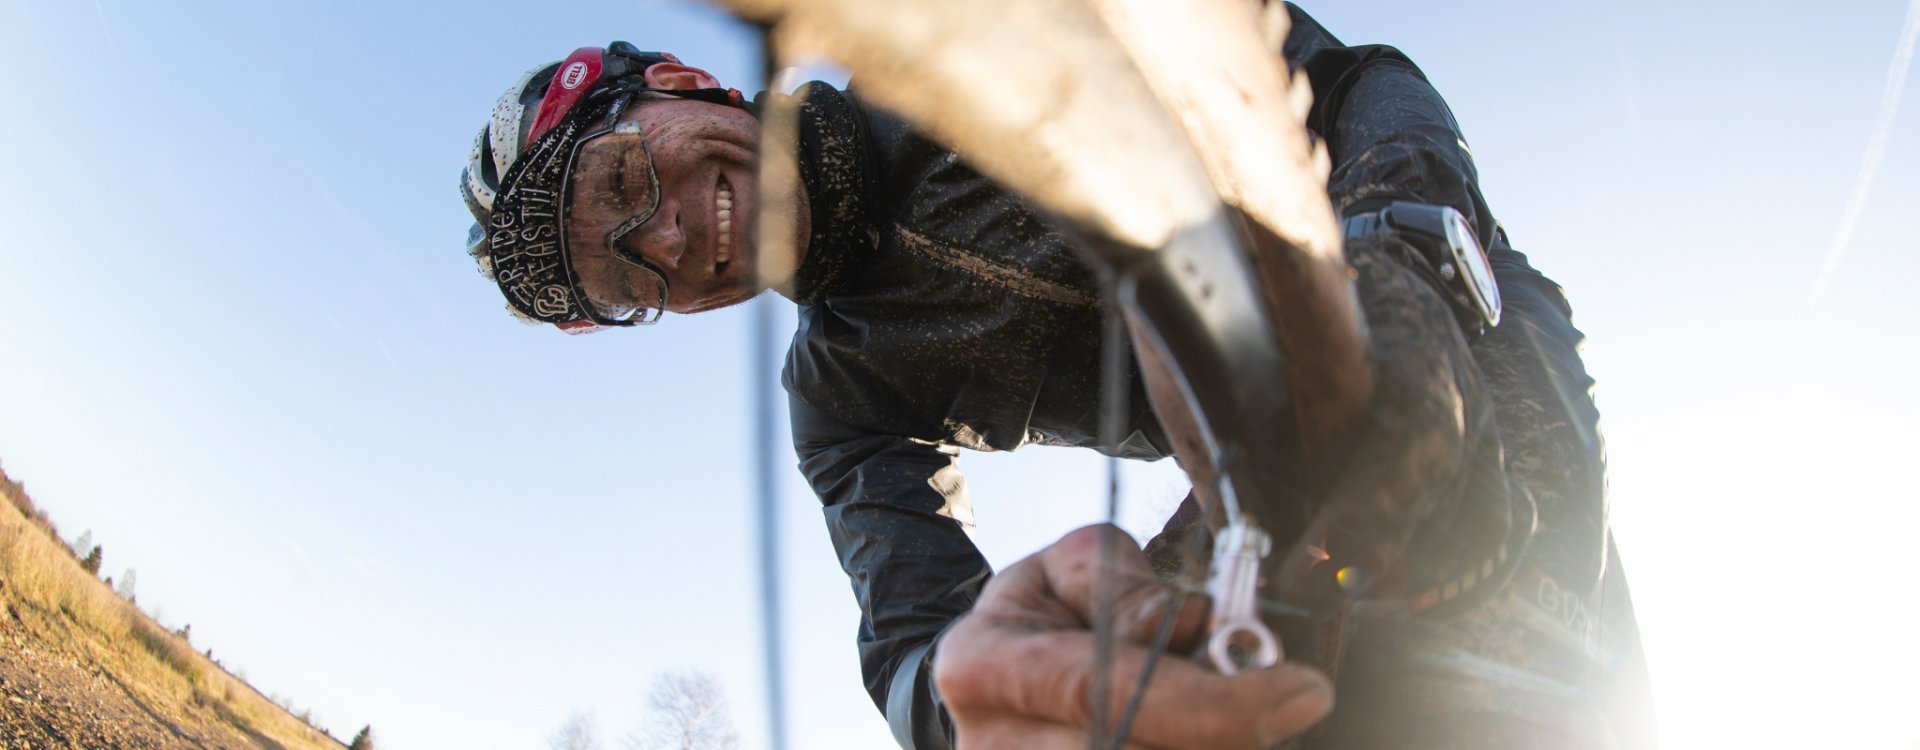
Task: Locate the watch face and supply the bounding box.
[1444,211,1501,326]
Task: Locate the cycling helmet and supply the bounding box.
[460,42,743,333]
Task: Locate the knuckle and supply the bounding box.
[932,624,990,705]
[1050,658,1095,727]
[1054,524,1120,557]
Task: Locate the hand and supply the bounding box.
[933,525,1334,750]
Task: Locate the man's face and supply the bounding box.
[565,93,765,315]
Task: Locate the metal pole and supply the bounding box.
[754,295,788,750]
[752,29,789,750]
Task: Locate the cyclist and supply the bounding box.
[459,5,1655,748]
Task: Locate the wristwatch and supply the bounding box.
[1342,201,1502,335]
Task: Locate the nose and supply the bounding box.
[630,206,685,270]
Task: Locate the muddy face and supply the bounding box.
[566,94,805,315]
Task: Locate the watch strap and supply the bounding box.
[1342,204,1495,336]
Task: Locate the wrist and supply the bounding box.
[889,636,957,750]
[1342,201,1501,337]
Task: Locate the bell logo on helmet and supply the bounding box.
[560,61,591,90]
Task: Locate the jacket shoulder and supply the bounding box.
[1281,2,1349,64]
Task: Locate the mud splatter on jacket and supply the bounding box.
[779,5,1646,748]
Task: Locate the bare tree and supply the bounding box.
[626,671,740,750]
[549,711,602,750]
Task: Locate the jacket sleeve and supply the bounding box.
[1288,0,1615,672]
[790,394,987,750]
[1291,6,1499,245]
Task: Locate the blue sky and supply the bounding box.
[1,0,1916,748]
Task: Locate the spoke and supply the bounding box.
[1091,274,1131,749]
[1107,590,1188,750]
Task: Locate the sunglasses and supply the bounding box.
[560,95,672,326]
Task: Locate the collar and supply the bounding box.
[784,84,876,306]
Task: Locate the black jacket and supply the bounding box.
[778,5,1617,747]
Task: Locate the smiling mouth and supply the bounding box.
[715,175,734,267]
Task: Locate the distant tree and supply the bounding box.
[115,568,137,600]
[627,671,739,750]
[549,712,601,750]
[174,623,191,642]
[70,530,92,558]
[82,545,102,575]
[349,725,375,750]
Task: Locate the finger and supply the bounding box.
[1120,658,1334,750]
[969,541,1092,631]
[954,714,1083,750]
[1026,525,1211,646]
[953,714,1153,750]
[940,623,1332,750]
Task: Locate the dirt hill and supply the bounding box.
[0,465,347,750]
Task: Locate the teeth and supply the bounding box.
[715,185,733,263]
